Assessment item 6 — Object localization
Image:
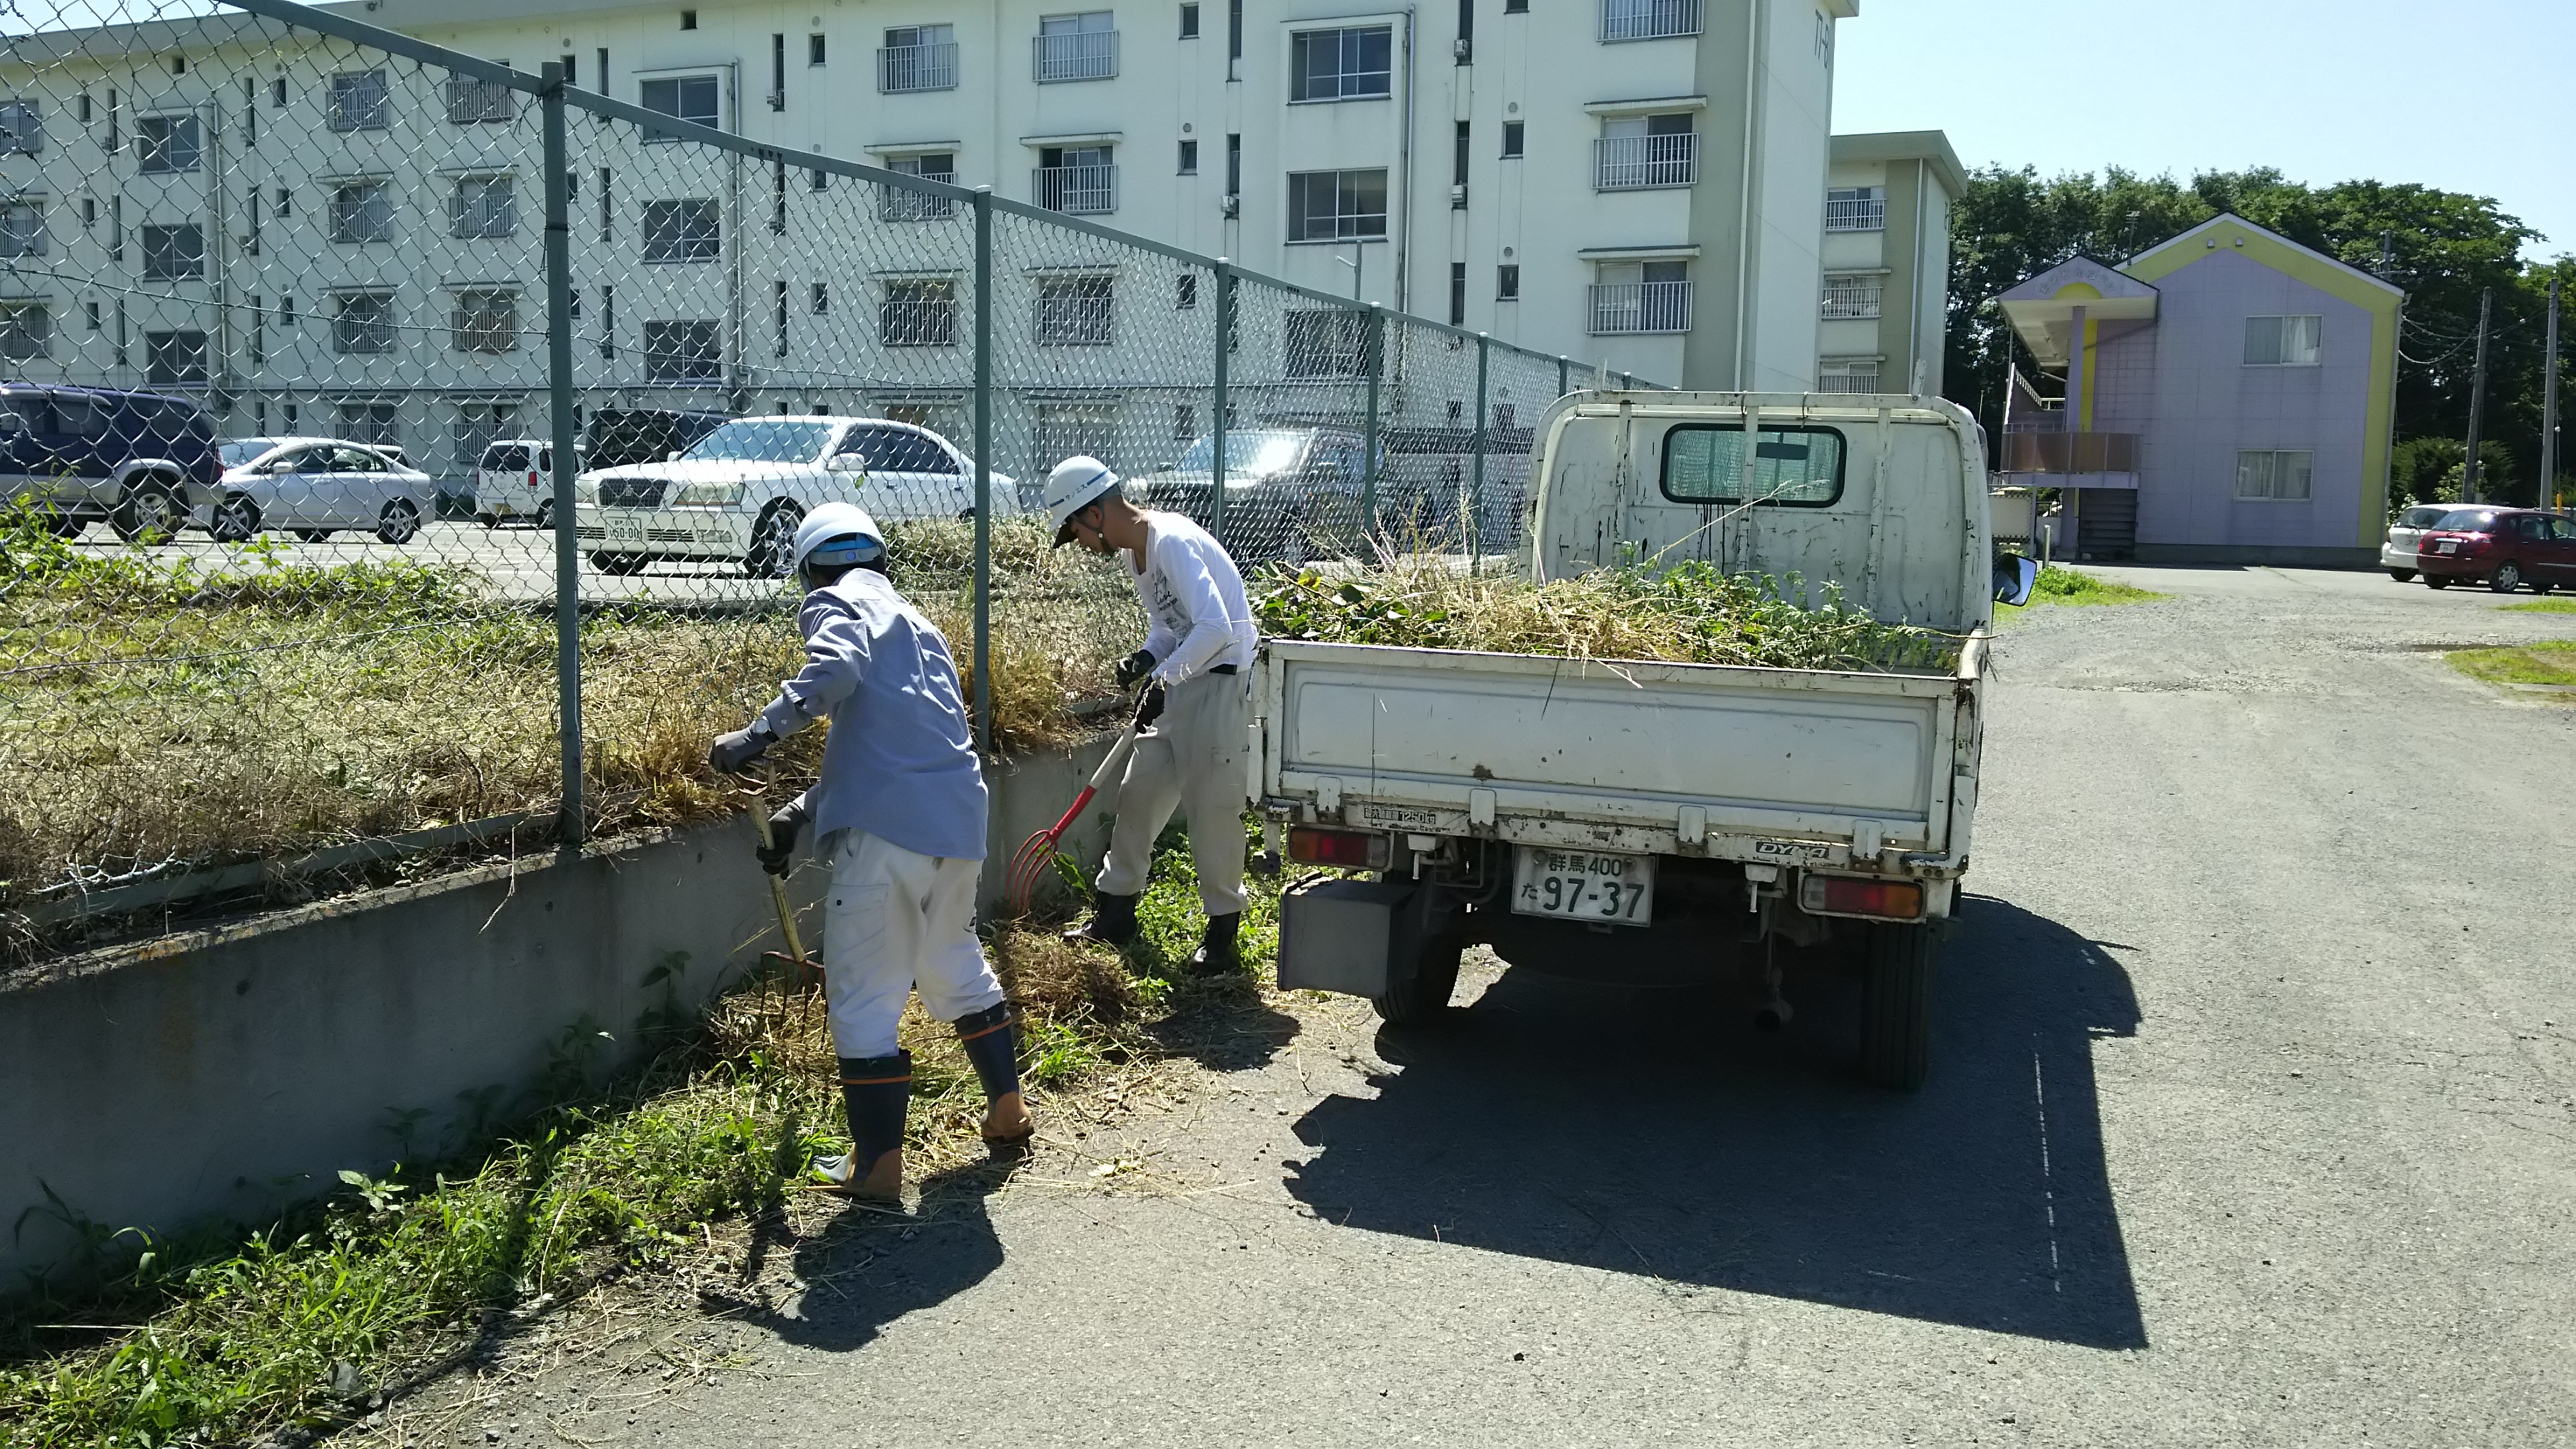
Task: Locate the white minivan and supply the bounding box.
[474,438,572,527]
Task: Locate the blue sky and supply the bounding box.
[1833,0,2576,258]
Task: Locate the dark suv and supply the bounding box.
[582,407,733,470]
[0,382,219,542]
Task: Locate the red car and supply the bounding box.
[2416,507,2576,593]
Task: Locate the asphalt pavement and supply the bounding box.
[388,564,2576,1447]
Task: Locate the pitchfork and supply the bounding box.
[1004,718,1144,917]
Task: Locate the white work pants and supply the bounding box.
[1097,668,1251,916]
[822,828,1004,1060]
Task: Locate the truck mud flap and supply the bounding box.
[1279,877,1423,998]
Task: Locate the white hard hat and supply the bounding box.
[1042,455,1120,545]
[792,500,886,575]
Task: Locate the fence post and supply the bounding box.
[1212,259,1232,549]
[1362,304,1384,542]
[1470,331,1489,576]
[973,188,994,754]
[541,62,585,849]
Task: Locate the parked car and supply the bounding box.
[573,415,1015,576]
[582,407,733,470]
[1122,427,1372,561]
[196,437,435,544]
[2414,508,2576,593]
[473,438,580,527]
[1,382,218,542]
[2381,502,2475,582]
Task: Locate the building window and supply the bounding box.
[1601,0,1703,42]
[2244,315,2322,367]
[136,114,201,172]
[1035,12,1119,83]
[0,304,50,361]
[641,199,720,262]
[145,329,209,386]
[1035,146,1117,215]
[445,74,515,124]
[1453,121,1470,189]
[1496,264,1519,300]
[639,74,719,139]
[1283,309,1377,378]
[643,319,722,380]
[881,276,958,347]
[1177,273,1198,309]
[337,402,399,445]
[1824,184,1884,231]
[881,152,957,221]
[680,9,698,29]
[1287,168,1388,241]
[1589,260,1691,333]
[1505,0,1527,11]
[327,69,392,131]
[0,100,40,154]
[1821,274,1881,319]
[451,289,519,352]
[1661,424,1845,506]
[1595,113,1696,189]
[1290,26,1393,101]
[0,201,44,258]
[881,25,959,91]
[449,175,517,238]
[333,291,395,354]
[272,77,288,107]
[453,402,520,474]
[1449,262,1466,325]
[1178,139,1197,174]
[811,282,830,315]
[1034,400,1118,476]
[1036,274,1115,346]
[1228,0,1243,64]
[1226,133,1241,195]
[1818,361,1880,393]
[331,180,393,243]
[2235,449,2314,500]
[140,223,204,280]
[1501,121,1523,158]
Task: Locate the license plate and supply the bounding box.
[1511,847,1655,926]
[2436,539,2458,554]
[604,514,645,545]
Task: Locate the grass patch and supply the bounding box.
[0,836,1282,1448]
[2448,639,2576,687]
[1994,564,2165,623]
[2496,598,2576,614]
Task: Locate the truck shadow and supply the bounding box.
[1281,894,2148,1350]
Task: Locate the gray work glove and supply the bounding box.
[708,723,777,775]
[1114,648,1157,690]
[755,798,810,876]
[1133,681,1167,730]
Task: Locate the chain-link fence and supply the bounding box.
[0,0,1662,953]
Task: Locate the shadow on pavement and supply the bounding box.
[718,1161,1011,1354]
[1283,894,2148,1350]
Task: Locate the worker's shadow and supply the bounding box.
[720,1161,1011,1354]
[1283,894,2150,1350]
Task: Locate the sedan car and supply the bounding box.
[197,437,435,544]
[2381,502,2473,582]
[1122,427,1371,562]
[2414,507,2576,593]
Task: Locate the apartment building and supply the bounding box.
[1818,129,1958,395]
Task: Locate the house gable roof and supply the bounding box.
[2125,213,2404,312]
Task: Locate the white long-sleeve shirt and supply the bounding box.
[1132,513,1256,686]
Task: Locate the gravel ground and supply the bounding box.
[354,564,2576,1448]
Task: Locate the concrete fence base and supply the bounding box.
[0,733,1120,1287]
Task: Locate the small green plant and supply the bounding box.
[2448,639,2576,688]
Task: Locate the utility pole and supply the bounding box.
[2463,286,2493,505]
[2543,278,2562,510]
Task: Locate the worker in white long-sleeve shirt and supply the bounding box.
[1043,456,1258,974]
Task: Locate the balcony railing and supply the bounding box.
[1034,30,1118,82]
[2000,431,2140,473]
[879,40,959,92]
[1817,368,1880,394]
[1588,280,1693,335]
[1821,284,1881,319]
[1593,131,1697,190]
[1034,163,1118,215]
[1601,0,1702,42]
[1825,197,1886,231]
[445,76,515,123]
[877,183,957,222]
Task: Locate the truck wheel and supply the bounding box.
[1860,921,1935,1091]
[1371,932,1462,1027]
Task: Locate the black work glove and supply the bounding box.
[1114,648,1157,690]
[755,798,810,876]
[1134,681,1167,730]
[708,723,776,775]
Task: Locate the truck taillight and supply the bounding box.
[1287,826,1391,871]
[1799,873,1924,920]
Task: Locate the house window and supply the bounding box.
[1180,2,1200,38]
[1501,121,1523,158]
[1601,0,1703,42]
[333,291,395,354]
[1178,139,1198,174]
[330,180,393,243]
[1036,12,1119,83]
[881,25,959,91]
[1595,113,1696,189]
[140,223,205,279]
[1824,184,1884,231]
[1496,264,1519,300]
[1290,26,1394,101]
[880,276,958,347]
[1036,146,1117,215]
[0,304,50,361]
[449,176,517,238]
[1286,168,1388,241]
[0,201,44,258]
[1662,425,1845,506]
[327,70,392,131]
[639,74,719,139]
[451,289,519,352]
[2244,315,2322,367]
[1036,274,1115,346]
[144,329,209,385]
[1818,361,1880,393]
[136,115,201,172]
[1283,309,1377,378]
[641,199,720,262]
[643,319,722,380]
[2235,449,2314,500]
[1821,274,1881,319]
[810,34,828,64]
[1589,260,1691,333]
[0,100,40,154]
[881,152,957,221]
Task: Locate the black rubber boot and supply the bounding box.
[814,1051,910,1198]
[1063,890,1139,947]
[953,1003,1022,1103]
[1187,912,1243,977]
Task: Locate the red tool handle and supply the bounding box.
[1042,785,1099,843]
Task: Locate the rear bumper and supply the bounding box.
[2379,543,2420,570]
[571,505,751,557]
[2414,550,2489,580]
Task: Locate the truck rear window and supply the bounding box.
[1660,424,1845,508]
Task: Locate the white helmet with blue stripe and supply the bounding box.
[1043,455,1120,545]
[792,500,886,585]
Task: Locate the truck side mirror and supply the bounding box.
[1992,554,2039,608]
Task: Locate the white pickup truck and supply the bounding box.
[1266,392,2033,1089]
